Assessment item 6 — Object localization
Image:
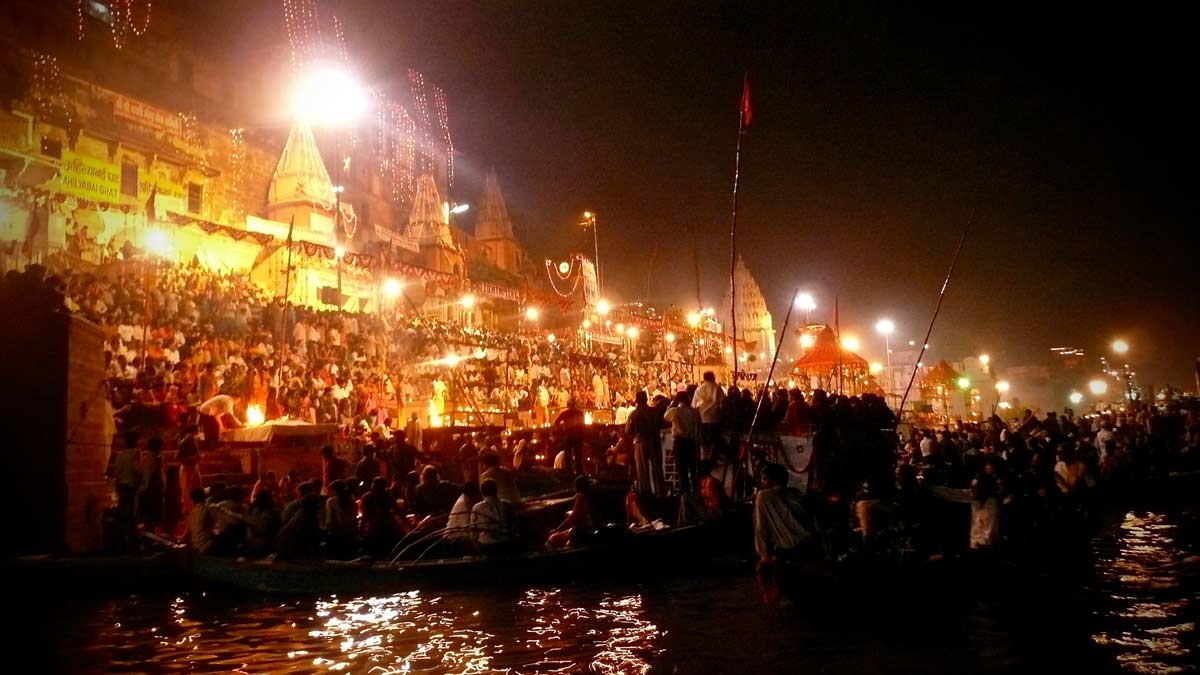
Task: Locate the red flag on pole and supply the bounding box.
[740,73,752,128]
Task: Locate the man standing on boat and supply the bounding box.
[554,398,587,475]
[626,390,666,496]
[692,371,725,461]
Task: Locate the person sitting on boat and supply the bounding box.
[753,463,814,562]
[355,444,383,486]
[360,476,405,559]
[411,466,460,518]
[323,479,359,559]
[547,475,596,549]
[185,487,214,555]
[244,488,282,558]
[447,480,482,548]
[471,479,519,551]
[480,452,521,505]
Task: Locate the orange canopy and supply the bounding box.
[922,359,961,385]
[794,326,868,371]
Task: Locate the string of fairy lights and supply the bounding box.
[433,86,454,187]
[283,0,454,208]
[31,52,74,130]
[76,0,153,49]
[228,128,247,222]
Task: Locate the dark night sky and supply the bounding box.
[233,1,1199,386]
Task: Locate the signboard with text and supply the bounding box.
[55,151,121,203]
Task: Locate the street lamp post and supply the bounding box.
[292,66,366,313]
[875,318,895,399]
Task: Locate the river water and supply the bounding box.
[16,508,1197,675]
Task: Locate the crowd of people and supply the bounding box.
[7,260,1200,584]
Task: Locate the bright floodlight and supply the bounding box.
[979,353,991,366]
[957,376,971,390]
[292,67,367,126]
[686,312,701,328]
[334,245,346,260]
[145,228,170,257]
[615,323,626,335]
[1112,339,1129,355]
[382,278,403,298]
[596,299,611,315]
[875,319,895,335]
[665,332,676,344]
[869,361,883,374]
[582,319,592,329]
[460,294,476,309]
[996,380,1010,393]
[627,326,640,339]
[547,333,556,344]
[1069,391,1084,405]
[796,293,816,312]
[583,211,593,220]
[525,306,540,322]
[800,333,815,349]
[1089,379,1109,395]
[841,336,860,352]
[445,353,461,368]
[450,203,470,214]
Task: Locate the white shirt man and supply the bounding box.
[691,377,726,424]
[470,489,517,546]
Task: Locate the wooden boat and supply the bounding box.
[193,523,721,594]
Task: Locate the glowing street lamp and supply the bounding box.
[796,292,816,324]
[382,278,403,298]
[957,376,971,390]
[525,306,540,322]
[978,353,991,367]
[596,299,611,316]
[627,326,640,340]
[996,380,1010,393]
[799,333,815,349]
[459,293,476,309]
[1089,379,1109,395]
[291,67,368,126]
[686,312,701,328]
[1069,391,1084,405]
[869,361,884,375]
[841,335,860,352]
[665,332,676,344]
[1112,339,1129,355]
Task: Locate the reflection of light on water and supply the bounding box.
[79,585,663,675]
[1091,511,1196,674]
[518,588,663,675]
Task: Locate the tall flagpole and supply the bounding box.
[276,215,295,388]
[729,73,751,385]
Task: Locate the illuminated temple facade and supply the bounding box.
[0,0,545,323]
[723,256,777,369]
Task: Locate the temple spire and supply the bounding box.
[406,173,453,247]
[268,123,334,210]
[475,168,514,240]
